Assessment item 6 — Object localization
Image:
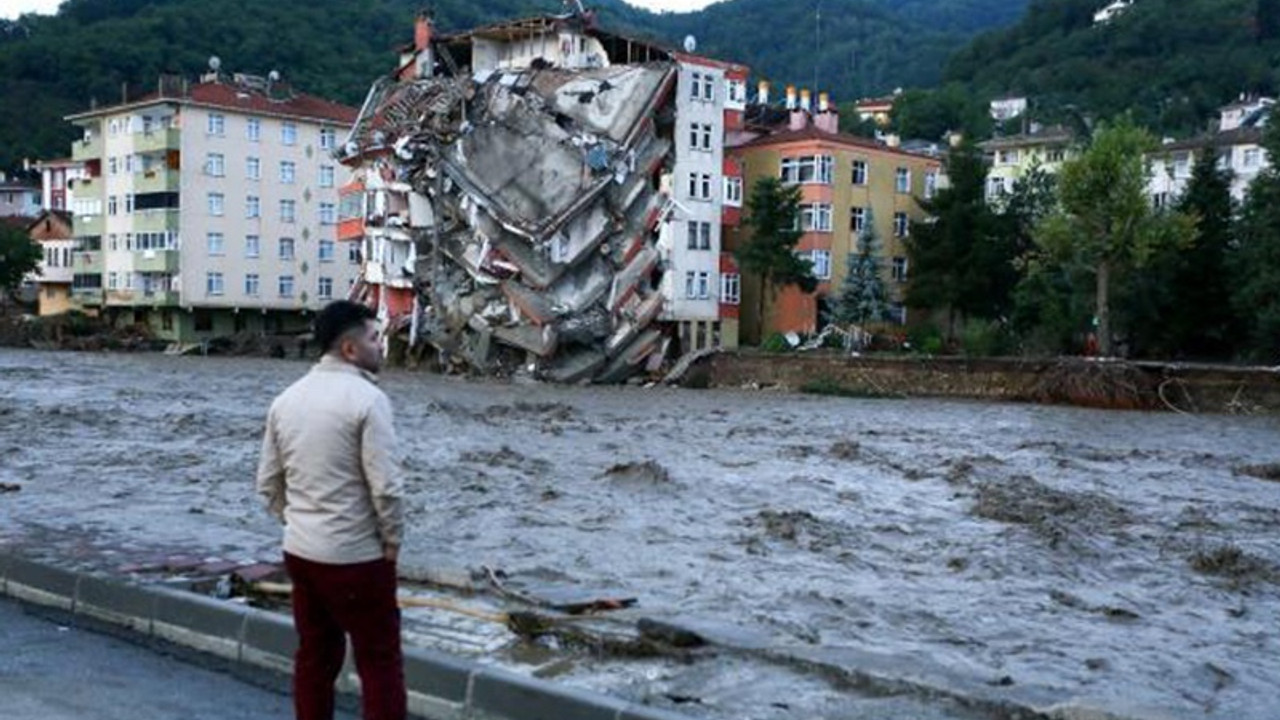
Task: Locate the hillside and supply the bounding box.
[0,0,1027,173]
[944,0,1280,134]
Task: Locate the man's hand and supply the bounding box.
[383,543,399,564]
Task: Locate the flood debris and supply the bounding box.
[338,10,691,384]
[597,459,672,486]
[971,474,1129,550]
[0,482,21,493]
[1233,463,1280,482]
[1189,543,1277,585]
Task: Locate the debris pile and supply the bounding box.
[341,54,679,383]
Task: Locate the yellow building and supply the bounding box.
[979,125,1078,204]
[727,115,942,345]
[26,210,78,316]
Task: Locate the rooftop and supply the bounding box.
[66,75,358,125]
[735,125,940,162]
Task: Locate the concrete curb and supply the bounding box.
[0,550,692,720]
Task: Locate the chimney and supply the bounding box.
[758,80,770,105]
[800,88,812,113]
[785,85,797,110]
[814,93,839,134]
[818,92,830,113]
[414,12,433,52]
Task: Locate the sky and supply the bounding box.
[1,0,720,20]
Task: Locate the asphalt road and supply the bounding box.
[0,598,355,720]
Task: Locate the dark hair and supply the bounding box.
[314,300,376,353]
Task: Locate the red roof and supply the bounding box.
[734,126,939,162]
[70,80,358,125]
[670,51,749,75]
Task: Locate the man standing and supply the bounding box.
[257,300,405,720]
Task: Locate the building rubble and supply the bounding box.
[338,17,683,383]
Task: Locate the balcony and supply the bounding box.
[132,128,182,154]
[74,214,105,237]
[132,209,180,233]
[72,251,104,275]
[71,287,104,306]
[136,290,180,307]
[132,249,179,274]
[38,265,74,284]
[72,135,103,162]
[131,169,180,194]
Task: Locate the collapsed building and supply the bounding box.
[336,10,750,383]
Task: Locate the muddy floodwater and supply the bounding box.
[2,349,1279,719]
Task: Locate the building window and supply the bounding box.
[1174,153,1191,178]
[686,221,712,250]
[892,256,909,283]
[690,72,703,101]
[245,235,261,258]
[207,113,225,136]
[851,206,867,233]
[318,239,335,262]
[281,122,298,146]
[207,193,224,216]
[108,271,119,290]
[320,128,336,150]
[727,79,746,105]
[246,195,260,219]
[124,193,134,214]
[348,242,361,264]
[896,168,911,193]
[280,161,296,184]
[999,150,1020,165]
[206,232,225,256]
[852,159,868,186]
[800,203,833,232]
[246,157,261,180]
[1244,148,1262,168]
[246,118,261,142]
[278,237,296,261]
[688,172,713,201]
[206,272,224,296]
[781,155,834,184]
[1047,149,1065,163]
[721,272,740,304]
[280,199,296,223]
[1152,192,1170,210]
[685,271,697,299]
[894,212,910,238]
[688,123,713,151]
[724,176,743,206]
[205,153,225,177]
[245,273,260,296]
[319,165,335,188]
[924,171,939,199]
[318,276,334,299]
[319,202,336,225]
[696,271,711,299]
[278,275,295,298]
[108,157,119,176]
[805,250,832,280]
[108,195,118,216]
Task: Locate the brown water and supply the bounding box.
[2,349,1278,719]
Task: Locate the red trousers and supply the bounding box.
[284,552,406,720]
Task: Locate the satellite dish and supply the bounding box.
[683,35,697,53]
[208,56,221,71]
[268,70,280,82]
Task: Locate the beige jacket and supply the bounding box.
[256,356,404,565]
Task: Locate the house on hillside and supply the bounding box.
[1148,95,1274,207]
[1094,0,1135,24]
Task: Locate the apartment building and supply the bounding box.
[24,210,77,316]
[64,71,359,344]
[0,176,40,217]
[727,94,943,343]
[30,159,86,213]
[979,125,1077,204]
[1149,96,1273,207]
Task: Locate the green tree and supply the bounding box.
[738,176,815,343]
[0,222,40,293]
[1028,117,1195,356]
[833,209,891,327]
[1232,121,1280,361]
[1259,0,1280,41]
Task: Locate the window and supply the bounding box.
[207,113,225,136]
[245,235,261,258]
[206,272,224,296]
[781,155,834,184]
[246,157,261,180]
[320,128,336,150]
[721,273,741,305]
[696,271,710,299]
[688,173,713,200]
[124,193,134,214]
[278,275,295,298]
[1244,148,1262,168]
[808,250,832,280]
[894,212,910,238]
[727,79,746,106]
[892,256,909,283]
[246,195,260,219]
[703,74,714,101]
[319,239,335,262]
[1047,149,1066,163]
[206,153,225,177]
[281,122,298,146]
[319,202,336,225]
[244,273,260,296]
[1152,192,1170,210]
[206,232,225,256]
[896,168,911,193]
[318,276,334,299]
[690,72,703,100]
[686,221,712,250]
[1174,153,1191,178]
[999,150,1019,165]
[724,176,743,206]
[851,206,867,234]
[689,123,713,151]
[280,199,296,223]
[924,171,939,199]
[207,193,225,216]
[280,161,296,184]
[348,242,361,264]
[685,271,697,299]
[246,118,261,142]
[108,272,119,290]
[278,237,296,261]
[108,195,118,216]
[852,160,868,185]
[800,203,833,232]
[319,165,335,188]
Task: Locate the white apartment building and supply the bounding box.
[65,72,359,343]
[1148,96,1273,208]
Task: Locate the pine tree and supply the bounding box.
[1232,120,1280,361]
[834,208,891,327]
[738,176,817,344]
